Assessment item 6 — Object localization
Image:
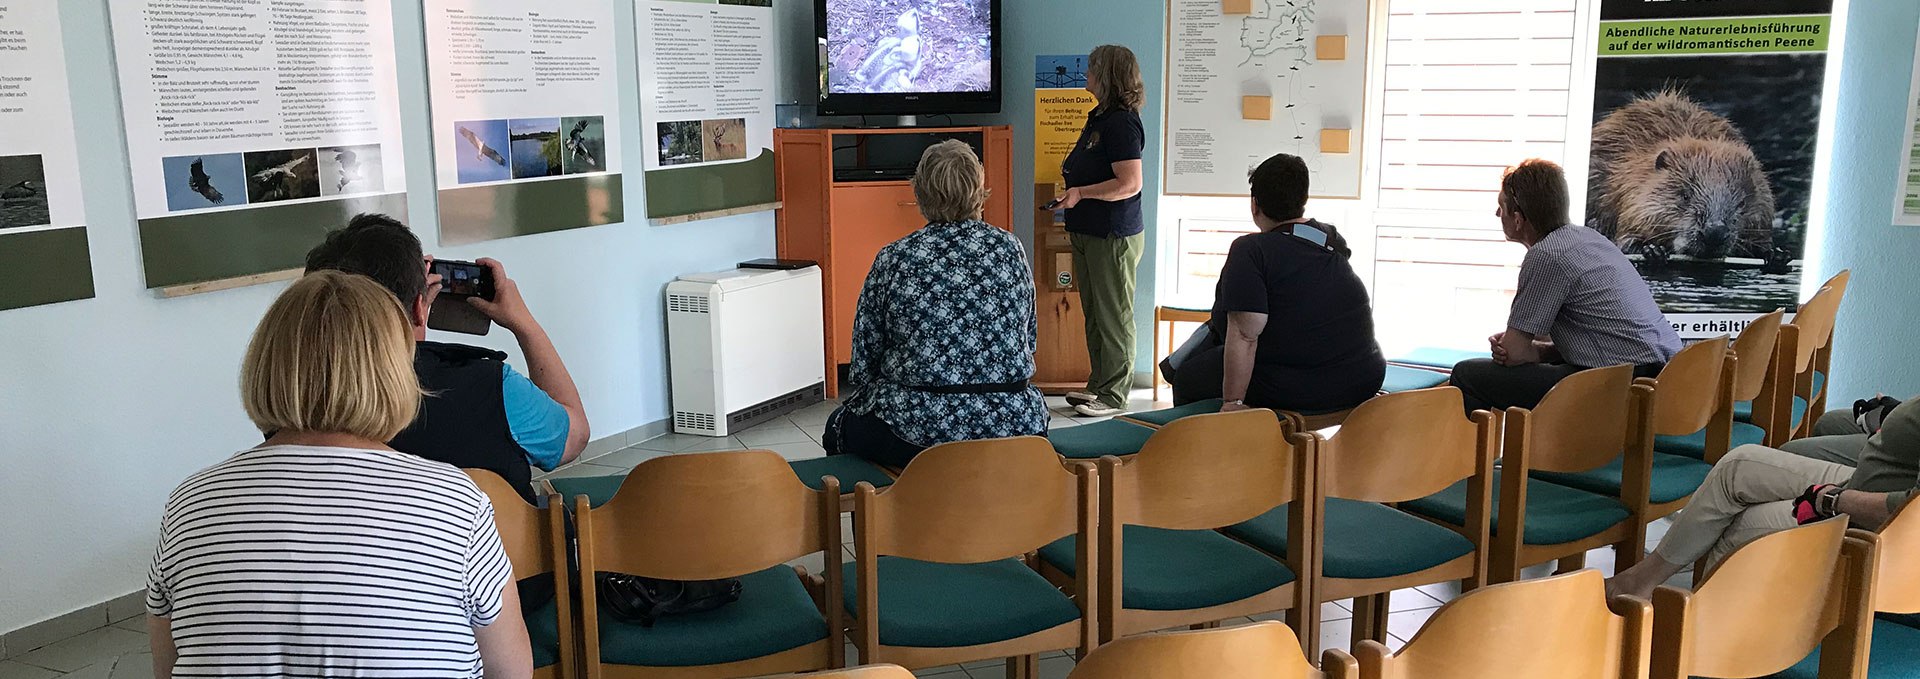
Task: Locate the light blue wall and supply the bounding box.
[0,0,773,633]
[1817,0,1920,404]
[990,0,1168,374]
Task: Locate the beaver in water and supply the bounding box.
[1587,90,1777,266]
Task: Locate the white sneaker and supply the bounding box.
[1065,391,1099,406]
[1074,402,1126,418]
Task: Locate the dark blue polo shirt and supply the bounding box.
[1062,108,1145,238]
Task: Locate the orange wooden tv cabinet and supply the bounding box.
[775,126,1013,398]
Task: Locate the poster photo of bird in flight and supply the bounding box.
[161,153,247,213]
[455,119,513,184]
[242,149,322,204]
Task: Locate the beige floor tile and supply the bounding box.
[589,445,674,470]
[765,441,828,461]
[1316,618,1354,656]
[737,422,814,447]
[109,653,153,679]
[1385,606,1442,648]
[914,666,967,677]
[0,660,60,679]
[632,433,716,453]
[679,437,746,454]
[1386,587,1443,612]
[11,628,145,674]
[541,462,627,480]
[1037,655,1075,679]
[802,424,829,444]
[108,617,145,634]
[790,402,839,426]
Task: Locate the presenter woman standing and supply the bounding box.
[1059,44,1147,418]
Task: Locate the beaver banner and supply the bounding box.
[1587,0,1832,339]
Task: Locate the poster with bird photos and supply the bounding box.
[635,0,774,176]
[0,2,86,236]
[106,0,407,222]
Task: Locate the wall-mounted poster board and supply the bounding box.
[424,0,627,245]
[1034,55,1096,187]
[1895,20,1920,227]
[108,0,410,290]
[1163,0,1369,199]
[635,0,778,223]
[0,1,94,311]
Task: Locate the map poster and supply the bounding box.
[1893,20,1920,227]
[108,0,410,289]
[1587,0,1831,338]
[1163,0,1368,199]
[635,0,779,221]
[0,1,94,310]
[1034,55,1096,187]
[426,0,627,245]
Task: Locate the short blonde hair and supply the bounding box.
[1088,45,1145,113]
[912,140,989,224]
[241,271,422,441]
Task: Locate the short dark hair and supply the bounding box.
[304,213,425,323]
[1501,159,1572,235]
[1249,153,1310,223]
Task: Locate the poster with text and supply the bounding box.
[1587,0,1830,338]
[1164,0,1368,198]
[636,0,778,220]
[0,1,94,310]
[1894,21,1920,227]
[108,0,410,289]
[426,0,626,245]
[1034,55,1096,187]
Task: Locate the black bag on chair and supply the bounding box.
[598,573,742,627]
[1157,322,1218,387]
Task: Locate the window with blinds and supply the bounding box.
[1370,0,1583,355]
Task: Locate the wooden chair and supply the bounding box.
[847,437,1096,677]
[755,665,914,679]
[1725,310,1791,446]
[1779,504,1920,677]
[1811,270,1851,420]
[1282,407,1357,432]
[1066,621,1359,679]
[469,471,577,679]
[575,451,843,678]
[1353,570,1650,679]
[1227,387,1496,652]
[1650,517,1874,679]
[1152,305,1212,402]
[1036,410,1314,646]
[1420,366,1645,584]
[1640,337,1745,470]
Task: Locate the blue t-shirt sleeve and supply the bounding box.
[501,364,571,471]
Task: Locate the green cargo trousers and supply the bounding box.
[1071,232,1145,409]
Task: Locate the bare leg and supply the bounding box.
[1606,553,1686,600]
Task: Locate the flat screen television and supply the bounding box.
[817,0,1002,118]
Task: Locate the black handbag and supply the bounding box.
[597,573,742,627]
[1157,322,1218,386]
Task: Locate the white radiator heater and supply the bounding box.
[666,266,827,436]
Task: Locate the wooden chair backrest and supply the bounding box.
[1365,570,1647,679]
[1116,409,1301,529]
[1321,387,1491,502]
[1067,622,1329,679]
[581,450,832,580]
[467,470,558,579]
[1817,269,1852,351]
[759,665,916,679]
[861,436,1086,564]
[1660,517,1847,678]
[1647,336,1729,436]
[1872,504,1920,613]
[1729,310,1785,403]
[1520,365,1637,474]
[1789,286,1839,374]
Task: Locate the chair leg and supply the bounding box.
[1007,654,1038,679]
[1351,593,1391,650]
[1556,551,1587,574]
[1152,321,1164,402]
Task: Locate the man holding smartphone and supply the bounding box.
[304,213,591,502]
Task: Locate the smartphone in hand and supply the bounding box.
[427,259,495,335]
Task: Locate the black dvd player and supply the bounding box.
[833,167,915,182]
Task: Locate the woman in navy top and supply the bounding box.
[1057,44,1148,418]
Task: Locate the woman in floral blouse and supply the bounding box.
[823,140,1049,468]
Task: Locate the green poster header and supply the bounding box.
[1599,16,1829,56]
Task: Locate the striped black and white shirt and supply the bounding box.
[146,445,514,677]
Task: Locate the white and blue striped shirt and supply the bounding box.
[147,445,514,677]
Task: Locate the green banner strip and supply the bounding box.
[438,174,626,246]
[645,150,778,220]
[0,227,94,310]
[139,193,410,288]
[1599,16,1830,56]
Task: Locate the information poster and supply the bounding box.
[1034,55,1096,187]
[1164,0,1368,198]
[1894,21,1920,227]
[0,1,93,310]
[635,0,778,221]
[108,0,410,289]
[425,0,626,245]
[1586,0,1831,337]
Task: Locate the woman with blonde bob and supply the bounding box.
[824,140,1048,468]
[145,271,533,678]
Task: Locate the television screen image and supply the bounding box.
[824,0,993,96]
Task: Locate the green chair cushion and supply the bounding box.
[1162,304,1211,314]
[1734,395,1809,429]
[525,584,562,669]
[551,473,626,509]
[1773,616,1920,679]
[1125,400,1222,427]
[1383,365,1451,393]
[1391,347,1490,370]
[1402,471,1630,546]
[789,455,895,492]
[1225,498,1474,580]
[1654,422,1767,461]
[840,557,1080,648]
[1813,370,1827,399]
[1036,526,1294,611]
[1534,453,1713,505]
[1049,420,1157,459]
[598,565,828,667]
